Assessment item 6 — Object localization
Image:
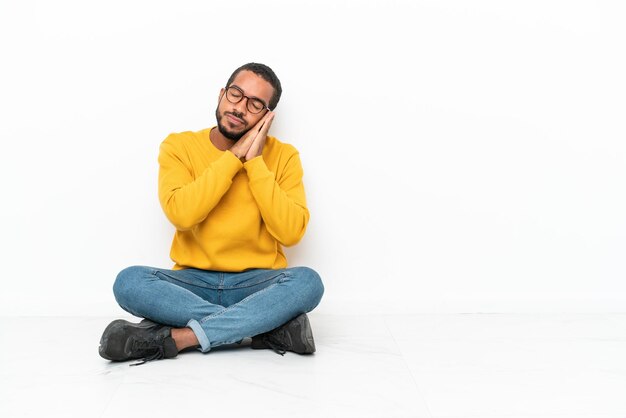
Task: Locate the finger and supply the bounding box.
[253,112,271,132]
[240,125,260,144]
[257,112,274,136]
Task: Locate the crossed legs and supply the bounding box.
[111,265,324,353]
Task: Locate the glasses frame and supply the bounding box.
[223,85,270,114]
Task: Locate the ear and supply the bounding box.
[218,88,225,102]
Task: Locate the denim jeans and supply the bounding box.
[112,265,324,353]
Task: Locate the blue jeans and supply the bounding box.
[112,265,324,353]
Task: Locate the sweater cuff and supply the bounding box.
[217,150,244,174]
[243,156,272,180]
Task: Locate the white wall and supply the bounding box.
[1,0,624,316]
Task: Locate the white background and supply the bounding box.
[0,0,624,316]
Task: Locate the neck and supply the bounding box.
[209,126,236,151]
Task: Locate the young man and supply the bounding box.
[99,63,324,365]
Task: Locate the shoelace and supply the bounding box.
[262,335,288,356]
[129,338,166,366]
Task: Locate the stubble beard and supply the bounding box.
[215,108,249,141]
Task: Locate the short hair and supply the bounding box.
[225,63,282,110]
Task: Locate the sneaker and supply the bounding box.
[99,319,178,366]
[250,313,316,355]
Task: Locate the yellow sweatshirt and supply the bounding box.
[158,127,309,271]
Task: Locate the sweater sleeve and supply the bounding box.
[158,135,243,231]
[243,152,309,246]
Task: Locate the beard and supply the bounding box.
[215,108,249,141]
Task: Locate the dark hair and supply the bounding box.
[225,63,282,110]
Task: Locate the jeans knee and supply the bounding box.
[291,266,324,309]
[113,265,148,306]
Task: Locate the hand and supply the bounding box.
[229,111,274,161]
[244,111,274,161]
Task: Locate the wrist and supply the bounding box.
[228,149,245,162]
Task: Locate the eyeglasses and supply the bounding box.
[224,85,269,114]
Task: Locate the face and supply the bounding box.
[215,70,274,141]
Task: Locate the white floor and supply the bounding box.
[1,314,626,418]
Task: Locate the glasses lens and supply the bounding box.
[248,98,266,114]
[225,87,243,103]
[225,86,267,113]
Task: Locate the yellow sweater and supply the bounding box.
[158,127,309,271]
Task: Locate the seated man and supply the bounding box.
[99,63,324,366]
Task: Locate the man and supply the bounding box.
[99,63,324,366]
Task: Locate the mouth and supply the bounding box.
[225,113,245,126]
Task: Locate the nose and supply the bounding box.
[220,90,247,117]
[231,97,249,116]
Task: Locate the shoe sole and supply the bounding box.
[291,313,316,354]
